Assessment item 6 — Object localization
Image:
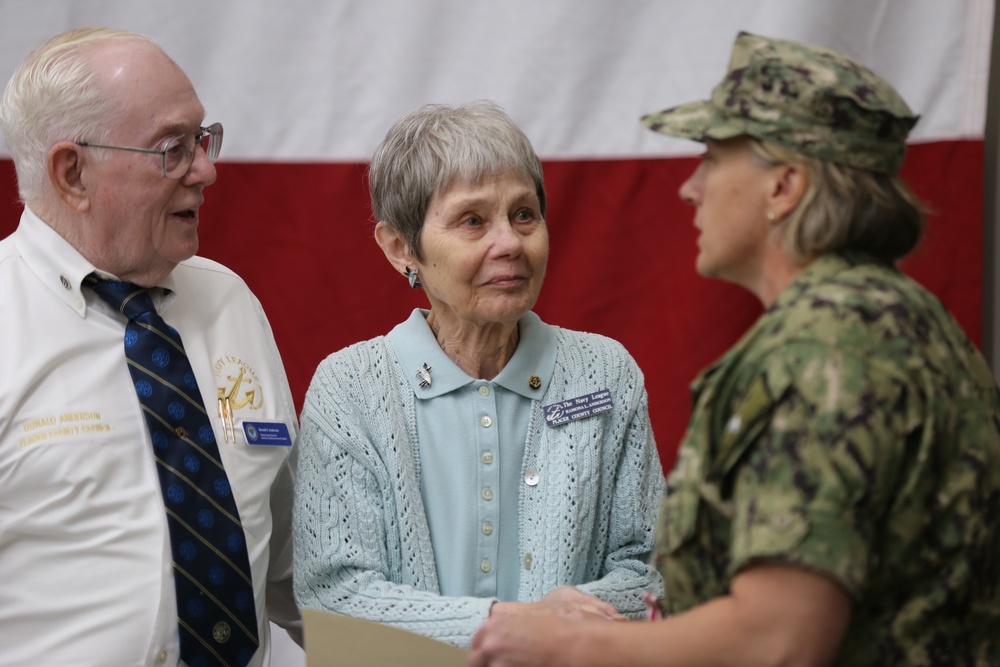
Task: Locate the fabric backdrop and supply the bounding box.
[0,0,993,471]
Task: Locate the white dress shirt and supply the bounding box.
[0,208,301,666]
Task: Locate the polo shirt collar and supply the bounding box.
[387,308,556,399]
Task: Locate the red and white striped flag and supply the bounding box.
[0,0,992,464]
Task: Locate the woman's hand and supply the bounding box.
[490,586,622,622]
[471,610,589,667]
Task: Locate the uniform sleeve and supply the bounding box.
[292,345,494,648]
[726,341,917,597]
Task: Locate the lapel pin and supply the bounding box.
[417,363,432,388]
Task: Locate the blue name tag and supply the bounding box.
[543,389,614,427]
[242,421,293,446]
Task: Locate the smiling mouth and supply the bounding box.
[488,276,527,288]
[174,209,198,220]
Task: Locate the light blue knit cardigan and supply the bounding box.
[293,323,665,648]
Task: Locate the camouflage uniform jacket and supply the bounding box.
[654,251,1000,666]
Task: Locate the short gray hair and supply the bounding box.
[368,100,546,261]
[749,139,927,264]
[0,28,158,203]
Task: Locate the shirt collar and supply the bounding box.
[16,206,99,318]
[15,206,177,317]
[387,308,557,400]
[492,310,556,399]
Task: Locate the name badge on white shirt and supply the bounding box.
[242,421,293,446]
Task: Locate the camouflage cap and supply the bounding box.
[641,31,919,174]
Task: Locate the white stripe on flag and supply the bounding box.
[0,0,992,160]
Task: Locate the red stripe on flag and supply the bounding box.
[0,139,983,467]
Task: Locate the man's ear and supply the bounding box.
[48,141,91,212]
[374,221,417,276]
[767,162,808,222]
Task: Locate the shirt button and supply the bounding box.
[156,649,168,663]
[482,487,494,501]
[523,552,533,570]
[480,559,492,573]
[483,522,494,536]
[523,469,539,486]
[480,415,493,428]
[478,385,491,397]
[482,451,494,464]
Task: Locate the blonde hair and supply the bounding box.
[749,139,927,264]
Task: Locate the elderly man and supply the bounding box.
[0,29,300,666]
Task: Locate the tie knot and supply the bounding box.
[86,275,157,319]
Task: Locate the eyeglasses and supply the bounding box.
[76,122,223,179]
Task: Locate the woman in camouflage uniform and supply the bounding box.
[470,31,1000,667]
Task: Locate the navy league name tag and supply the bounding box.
[242,421,293,446]
[543,389,614,427]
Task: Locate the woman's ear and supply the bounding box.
[767,163,808,222]
[374,221,416,276]
[48,141,91,212]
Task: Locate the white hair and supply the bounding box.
[0,28,160,203]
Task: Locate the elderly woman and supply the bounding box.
[293,100,664,648]
[469,33,1000,667]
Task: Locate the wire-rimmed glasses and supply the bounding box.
[76,122,223,179]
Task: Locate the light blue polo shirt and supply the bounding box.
[387,308,557,601]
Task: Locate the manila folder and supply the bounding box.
[303,608,469,667]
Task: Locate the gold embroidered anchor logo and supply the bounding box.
[218,367,259,410]
[214,356,265,442]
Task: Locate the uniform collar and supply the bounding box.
[769,251,888,313]
[691,251,891,394]
[387,308,556,399]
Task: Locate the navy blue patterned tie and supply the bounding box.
[87,276,259,667]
